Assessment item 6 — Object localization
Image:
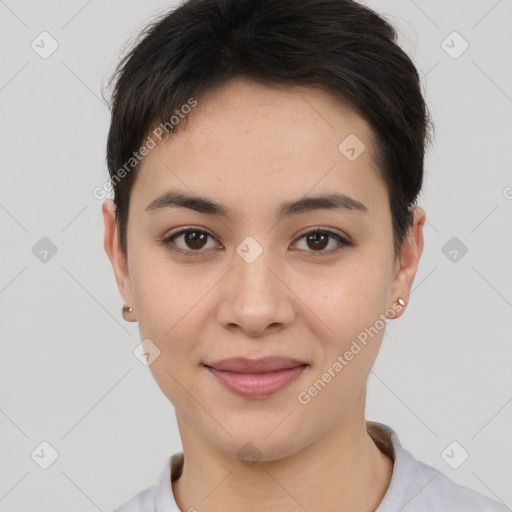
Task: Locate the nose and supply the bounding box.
[216,250,296,337]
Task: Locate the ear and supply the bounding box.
[388,206,426,318]
[102,200,136,320]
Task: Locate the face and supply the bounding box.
[103,76,425,461]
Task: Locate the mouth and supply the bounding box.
[202,356,309,398]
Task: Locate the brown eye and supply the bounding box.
[161,228,217,256]
[306,231,329,251]
[183,231,208,250]
[294,228,352,255]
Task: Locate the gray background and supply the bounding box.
[0,0,511,510]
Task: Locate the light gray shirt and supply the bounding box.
[113,421,510,511]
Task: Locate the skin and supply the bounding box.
[103,76,425,511]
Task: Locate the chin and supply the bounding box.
[205,421,307,464]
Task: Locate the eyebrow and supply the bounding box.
[144,190,368,219]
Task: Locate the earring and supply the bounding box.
[386,297,406,319]
[122,304,134,321]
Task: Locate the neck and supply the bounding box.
[172,405,393,511]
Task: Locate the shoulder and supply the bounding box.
[111,454,181,512]
[409,457,509,512]
[411,461,510,512]
[112,484,157,512]
[367,422,510,512]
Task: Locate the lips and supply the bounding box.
[202,356,309,398]
[203,356,307,373]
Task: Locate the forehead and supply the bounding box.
[175,77,373,151]
[132,77,387,218]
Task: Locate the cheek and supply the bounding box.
[135,272,207,409]
[295,263,388,334]
[128,244,198,334]
[292,259,390,382]
[130,264,218,392]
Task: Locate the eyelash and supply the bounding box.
[159,227,354,257]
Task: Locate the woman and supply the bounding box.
[102,0,509,510]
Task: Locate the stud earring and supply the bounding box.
[386,297,406,319]
[122,304,134,321]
